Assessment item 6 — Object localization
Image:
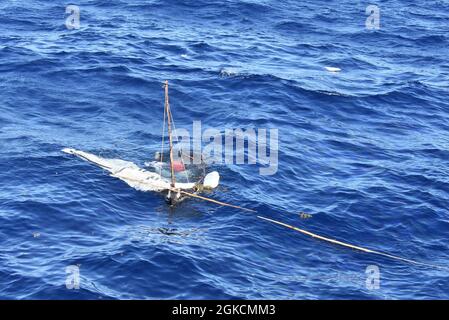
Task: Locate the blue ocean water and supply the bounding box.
[1,0,448,299]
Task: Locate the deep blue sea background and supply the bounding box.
[1,0,448,299]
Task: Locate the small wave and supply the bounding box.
[275,21,309,31]
[188,41,219,53]
[415,34,447,45]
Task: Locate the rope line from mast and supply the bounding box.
[159,84,167,177]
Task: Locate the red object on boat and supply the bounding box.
[172,161,185,172]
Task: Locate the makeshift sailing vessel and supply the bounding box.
[62,81,446,270]
[62,81,220,205]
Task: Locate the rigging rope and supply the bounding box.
[159,90,167,177]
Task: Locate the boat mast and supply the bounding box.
[164,80,176,189]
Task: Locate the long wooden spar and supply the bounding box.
[257,216,448,270]
[177,189,256,213]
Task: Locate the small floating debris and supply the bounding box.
[299,212,312,219]
[220,67,239,77]
[325,66,341,73]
